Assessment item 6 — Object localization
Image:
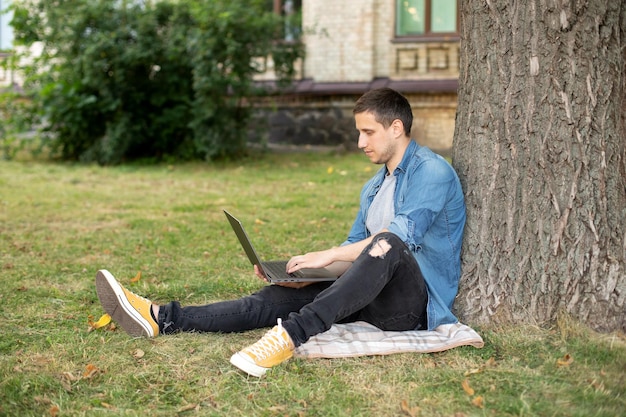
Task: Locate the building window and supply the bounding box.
[1,0,15,50]
[270,0,302,42]
[396,0,458,38]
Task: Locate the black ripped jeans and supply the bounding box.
[157,232,428,346]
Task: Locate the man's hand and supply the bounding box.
[287,234,382,274]
[286,249,335,274]
[253,265,269,282]
[253,264,314,289]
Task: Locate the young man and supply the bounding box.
[96,88,466,377]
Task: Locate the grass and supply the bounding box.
[0,152,624,417]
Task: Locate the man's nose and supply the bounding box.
[357,134,367,149]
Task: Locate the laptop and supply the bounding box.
[224,210,338,283]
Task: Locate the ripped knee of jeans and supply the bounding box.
[368,237,392,259]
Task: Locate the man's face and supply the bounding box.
[355,111,397,165]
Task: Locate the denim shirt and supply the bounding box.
[343,140,466,330]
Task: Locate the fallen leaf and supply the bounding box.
[32,355,53,366]
[62,371,79,382]
[464,368,482,376]
[49,405,60,417]
[132,349,145,359]
[254,218,265,225]
[471,396,484,408]
[35,396,52,405]
[178,403,199,413]
[130,271,142,283]
[59,378,72,393]
[462,379,475,396]
[465,357,496,376]
[82,363,100,379]
[88,314,112,332]
[400,399,420,417]
[267,406,286,412]
[557,353,574,367]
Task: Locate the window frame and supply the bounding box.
[394,0,460,43]
[271,0,302,43]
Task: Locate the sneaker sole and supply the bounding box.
[95,270,154,338]
[230,352,269,378]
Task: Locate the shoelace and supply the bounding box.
[246,318,289,360]
[125,287,151,305]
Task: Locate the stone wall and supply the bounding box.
[248,92,457,156]
[248,97,357,151]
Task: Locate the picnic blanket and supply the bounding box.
[294,321,484,358]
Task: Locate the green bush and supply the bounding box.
[0,91,39,160]
[6,0,302,164]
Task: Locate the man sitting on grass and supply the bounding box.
[95,87,466,378]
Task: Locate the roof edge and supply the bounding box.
[255,77,458,96]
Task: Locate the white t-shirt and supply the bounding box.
[365,173,396,235]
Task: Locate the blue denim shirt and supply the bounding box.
[343,141,466,330]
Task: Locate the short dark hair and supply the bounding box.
[353,88,413,136]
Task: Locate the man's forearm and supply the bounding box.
[330,229,389,263]
[324,261,353,277]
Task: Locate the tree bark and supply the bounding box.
[452,0,626,332]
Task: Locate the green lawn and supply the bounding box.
[0,153,624,416]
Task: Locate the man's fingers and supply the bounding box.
[254,265,269,282]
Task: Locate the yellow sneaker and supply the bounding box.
[230,318,295,377]
[95,269,159,337]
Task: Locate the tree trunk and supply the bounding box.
[452,0,626,332]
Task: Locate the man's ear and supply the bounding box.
[391,119,405,138]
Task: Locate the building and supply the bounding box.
[253,0,460,155]
[0,0,15,88]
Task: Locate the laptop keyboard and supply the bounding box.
[262,261,302,278]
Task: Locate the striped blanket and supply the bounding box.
[295,321,484,358]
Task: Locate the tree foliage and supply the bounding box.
[7,0,302,164]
